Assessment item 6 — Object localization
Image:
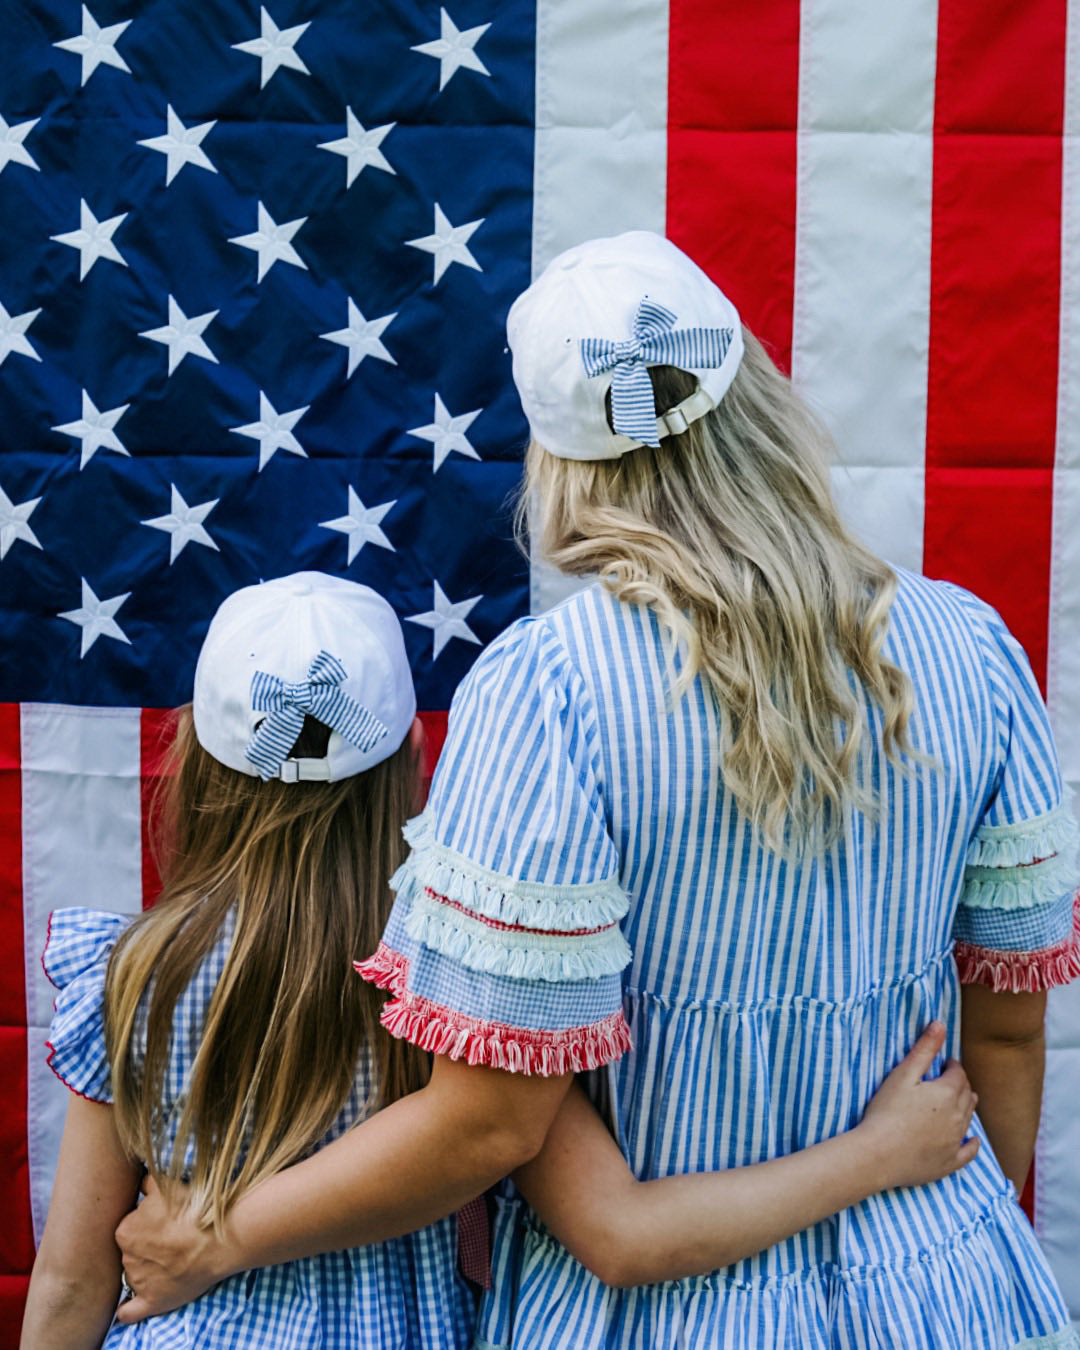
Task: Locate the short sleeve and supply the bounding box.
[41,907,132,1103]
[947,589,1080,992]
[356,617,632,1075]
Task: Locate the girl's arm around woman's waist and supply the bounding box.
[113,1022,977,1318]
[514,1022,979,1287]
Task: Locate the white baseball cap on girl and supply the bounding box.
[507,230,744,462]
[193,572,416,783]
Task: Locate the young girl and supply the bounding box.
[22,569,977,1348]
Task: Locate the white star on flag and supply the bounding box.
[0,113,40,175]
[406,203,483,285]
[408,393,482,472]
[412,8,491,90]
[321,300,397,378]
[231,391,309,470]
[58,579,131,658]
[140,295,218,375]
[318,110,396,187]
[142,484,219,563]
[233,7,311,88]
[0,484,43,560]
[407,581,482,659]
[51,199,128,280]
[0,301,41,367]
[54,5,132,85]
[54,5,131,87]
[320,487,396,564]
[138,106,217,185]
[52,390,130,469]
[230,202,307,282]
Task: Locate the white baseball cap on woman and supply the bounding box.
[193,572,416,783]
[507,230,744,462]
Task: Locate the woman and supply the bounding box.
[115,232,1079,1347]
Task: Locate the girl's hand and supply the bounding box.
[857,1022,980,1190]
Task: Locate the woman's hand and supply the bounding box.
[113,1176,235,1324]
[857,1021,980,1190]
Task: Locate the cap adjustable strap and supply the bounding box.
[277,758,334,783]
[655,384,716,440]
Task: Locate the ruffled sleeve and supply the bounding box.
[356,616,632,1075]
[42,907,133,1103]
[947,589,1080,992]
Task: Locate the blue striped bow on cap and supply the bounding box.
[580,297,733,448]
[245,650,388,780]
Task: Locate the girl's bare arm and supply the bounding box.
[514,1023,979,1287]
[20,1097,142,1350]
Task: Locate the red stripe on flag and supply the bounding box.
[0,706,35,1325]
[419,711,448,788]
[0,1275,30,1349]
[667,0,801,369]
[926,0,1067,1227]
[141,709,176,910]
[924,0,1067,687]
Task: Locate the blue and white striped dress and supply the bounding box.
[43,908,475,1350]
[360,569,1080,1350]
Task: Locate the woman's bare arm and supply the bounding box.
[960,984,1045,1194]
[515,1024,979,1287]
[115,1025,975,1313]
[114,1056,572,1323]
[20,1097,142,1350]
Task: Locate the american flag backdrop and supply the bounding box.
[1,0,1079,1341]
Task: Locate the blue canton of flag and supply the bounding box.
[0,0,535,711]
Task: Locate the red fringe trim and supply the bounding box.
[380,991,632,1075]
[425,888,616,938]
[356,941,633,1073]
[381,993,631,1074]
[354,942,409,995]
[955,894,1080,993]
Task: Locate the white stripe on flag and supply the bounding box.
[1041,0,1080,1324]
[530,0,669,614]
[21,705,143,1241]
[531,0,668,275]
[791,0,937,574]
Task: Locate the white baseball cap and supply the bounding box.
[507,230,744,462]
[193,572,416,783]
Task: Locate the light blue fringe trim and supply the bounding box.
[404,893,632,983]
[392,809,630,931]
[967,804,1079,868]
[961,849,1079,911]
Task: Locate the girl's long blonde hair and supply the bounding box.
[104,709,427,1231]
[522,331,916,851]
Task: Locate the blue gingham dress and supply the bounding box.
[43,908,475,1349]
[359,570,1080,1350]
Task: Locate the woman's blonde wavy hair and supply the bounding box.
[104,709,427,1233]
[520,330,917,852]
